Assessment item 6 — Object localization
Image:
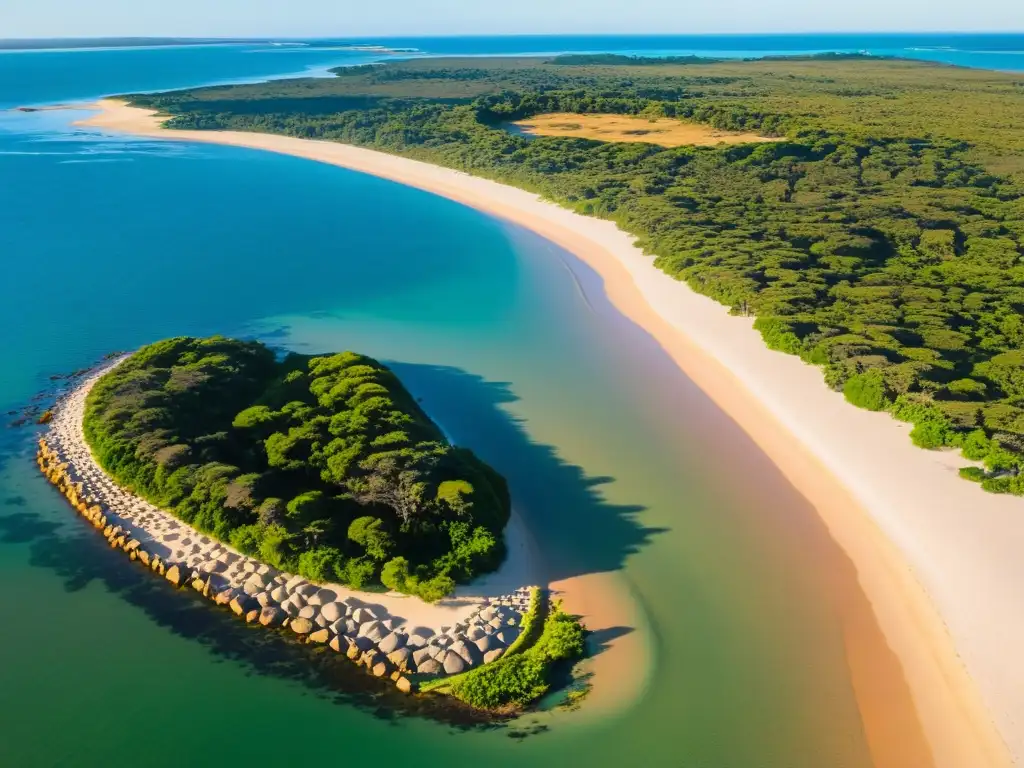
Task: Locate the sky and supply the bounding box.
[0,0,1021,38]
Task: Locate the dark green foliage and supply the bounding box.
[128,56,1024,491]
[844,370,891,411]
[83,337,510,597]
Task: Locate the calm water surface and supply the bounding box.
[0,37,981,766]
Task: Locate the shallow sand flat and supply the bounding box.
[76,100,1018,765]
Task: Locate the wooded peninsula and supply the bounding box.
[83,336,511,600]
[126,54,1024,493]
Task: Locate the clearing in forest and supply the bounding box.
[510,112,781,147]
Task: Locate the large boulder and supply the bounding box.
[346,643,362,661]
[230,595,254,616]
[371,660,391,678]
[297,604,318,620]
[296,583,319,599]
[466,625,486,642]
[450,640,482,667]
[395,676,413,694]
[280,597,302,617]
[308,628,331,644]
[378,632,406,654]
[165,565,188,587]
[412,647,434,667]
[442,651,466,675]
[351,607,376,625]
[475,634,500,654]
[329,635,353,654]
[320,602,344,622]
[245,609,260,624]
[358,621,386,642]
[482,648,505,664]
[387,647,413,672]
[290,617,314,635]
[259,606,285,627]
[307,588,337,606]
[269,585,289,603]
[215,588,235,606]
[417,658,442,676]
[256,592,274,608]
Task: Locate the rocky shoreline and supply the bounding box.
[37,364,536,695]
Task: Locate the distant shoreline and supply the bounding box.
[76,99,1014,767]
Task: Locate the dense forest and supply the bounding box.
[83,337,510,598]
[129,55,1024,493]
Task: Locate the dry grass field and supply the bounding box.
[511,112,781,147]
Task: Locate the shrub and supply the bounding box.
[228,523,263,556]
[959,467,986,482]
[843,369,891,411]
[297,547,342,582]
[381,557,410,591]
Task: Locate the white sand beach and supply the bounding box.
[76,99,1022,766]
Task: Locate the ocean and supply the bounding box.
[1,32,1016,767]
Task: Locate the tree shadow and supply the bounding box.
[387,361,663,585]
[0,502,503,731]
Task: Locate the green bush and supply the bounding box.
[844,369,891,411]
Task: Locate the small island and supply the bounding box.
[37,336,585,710]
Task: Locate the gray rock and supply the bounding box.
[290,617,314,635]
[387,647,413,671]
[442,651,466,675]
[281,598,301,617]
[466,626,486,641]
[413,647,434,666]
[359,621,387,642]
[284,575,306,593]
[450,640,482,667]
[314,614,330,628]
[378,631,406,654]
[307,588,337,606]
[259,606,285,627]
[482,648,505,664]
[320,602,344,622]
[351,607,376,624]
[406,633,428,648]
[381,617,398,631]
[270,585,288,602]
[296,583,319,598]
[308,628,331,644]
[298,604,318,620]
[256,591,274,608]
[395,676,413,694]
[417,658,442,676]
[475,634,500,654]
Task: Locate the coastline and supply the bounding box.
[75,100,1016,766]
[41,362,540,690]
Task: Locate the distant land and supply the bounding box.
[0,38,393,51]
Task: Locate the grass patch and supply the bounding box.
[511,112,780,147]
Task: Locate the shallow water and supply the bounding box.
[0,38,970,766]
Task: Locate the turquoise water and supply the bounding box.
[0,36,986,766]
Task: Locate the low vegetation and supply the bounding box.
[128,54,1024,493]
[422,589,588,710]
[83,336,510,598]
[512,112,779,147]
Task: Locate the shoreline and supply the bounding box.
[76,100,1015,766]
[40,361,540,692]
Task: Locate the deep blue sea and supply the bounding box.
[0,33,1016,767]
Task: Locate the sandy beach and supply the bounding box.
[76,99,1020,766]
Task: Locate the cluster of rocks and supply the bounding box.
[36,367,538,696]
